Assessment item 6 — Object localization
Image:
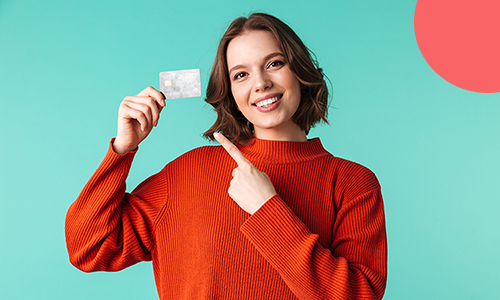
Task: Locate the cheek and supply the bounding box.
[290,76,302,94]
[230,83,250,109]
[280,70,301,93]
[229,82,240,107]
[231,90,242,110]
[285,75,302,104]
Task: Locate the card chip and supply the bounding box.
[164,80,171,87]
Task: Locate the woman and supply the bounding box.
[65,13,387,300]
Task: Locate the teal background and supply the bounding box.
[1,0,499,299]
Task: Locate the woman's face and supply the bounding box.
[226,30,305,141]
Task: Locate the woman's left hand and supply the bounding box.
[214,132,277,215]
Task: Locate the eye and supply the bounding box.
[268,60,285,68]
[234,72,247,80]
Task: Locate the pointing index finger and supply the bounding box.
[214,132,250,166]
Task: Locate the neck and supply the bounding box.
[253,122,307,142]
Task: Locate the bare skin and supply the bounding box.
[226,30,306,142]
[112,86,166,155]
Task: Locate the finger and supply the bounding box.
[124,96,162,127]
[122,98,158,131]
[137,86,166,107]
[142,96,162,127]
[121,102,150,131]
[213,132,251,167]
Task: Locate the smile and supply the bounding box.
[253,94,283,108]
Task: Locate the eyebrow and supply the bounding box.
[228,52,285,75]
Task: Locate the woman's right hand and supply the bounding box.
[112,86,166,155]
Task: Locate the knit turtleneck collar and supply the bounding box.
[236,137,330,164]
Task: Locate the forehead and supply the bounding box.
[226,30,282,68]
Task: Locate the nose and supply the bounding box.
[253,70,272,92]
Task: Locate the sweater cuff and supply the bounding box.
[240,195,314,259]
[106,138,137,160]
[98,138,138,173]
[108,138,138,155]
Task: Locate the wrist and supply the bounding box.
[112,138,136,155]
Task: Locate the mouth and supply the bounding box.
[253,94,283,108]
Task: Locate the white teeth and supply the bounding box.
[255,96,279,108]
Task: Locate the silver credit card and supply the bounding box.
[159,68,202,99]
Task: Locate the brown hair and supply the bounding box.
[203,12,329,144]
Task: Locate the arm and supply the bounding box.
[65,86,167,272]
[240,189,387,300]
[214,133,387,298]
[65,141,168,272]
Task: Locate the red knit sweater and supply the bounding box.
[65,137,387,299]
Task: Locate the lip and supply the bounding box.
[253,94,283,112]
[252,93,283,105]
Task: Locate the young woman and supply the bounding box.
[66,13,387,300]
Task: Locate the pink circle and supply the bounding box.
[414,0,500,93]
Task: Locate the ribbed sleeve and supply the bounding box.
[65,140,168,272]
[241,190,386,300]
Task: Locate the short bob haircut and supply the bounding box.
[203,13,329,144]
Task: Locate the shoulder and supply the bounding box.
[180,144,226,160]
[164,145,227,169]
[326,156,380,199]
